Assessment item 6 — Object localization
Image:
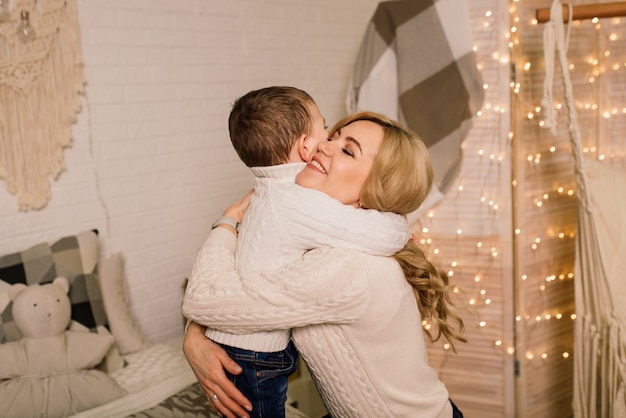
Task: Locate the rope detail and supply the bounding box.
[541,0,590,212]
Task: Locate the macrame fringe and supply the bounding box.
[543,1,626,417]
[0,0,85,210]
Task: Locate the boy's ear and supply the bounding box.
[297,133,314,162]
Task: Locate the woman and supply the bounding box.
[183,112,466,418]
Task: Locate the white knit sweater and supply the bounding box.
[183,229,452,418]
[204,163,411,352]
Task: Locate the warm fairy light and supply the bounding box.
[426,4,625,381]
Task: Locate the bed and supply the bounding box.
[0,230,310,418]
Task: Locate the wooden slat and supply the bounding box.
[536,1,626,23]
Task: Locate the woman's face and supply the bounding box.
[295,120,383,207]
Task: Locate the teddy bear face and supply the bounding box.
[10,277,71,338]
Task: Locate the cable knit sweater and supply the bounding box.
[183,229,452,418]
[204,162,411,352]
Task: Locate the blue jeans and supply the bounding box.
[220,340,298,418]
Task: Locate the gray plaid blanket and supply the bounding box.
[347,0,484,211]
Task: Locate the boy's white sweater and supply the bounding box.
[203,162,411,352]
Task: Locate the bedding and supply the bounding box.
[0,231,311,417]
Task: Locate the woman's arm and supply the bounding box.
[182,228,369,333]
[182,321,253,418]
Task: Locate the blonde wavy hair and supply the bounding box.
[329,111,467,351]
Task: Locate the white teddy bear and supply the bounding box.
[0,277,125,418]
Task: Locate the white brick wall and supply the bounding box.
[0,0,383,342]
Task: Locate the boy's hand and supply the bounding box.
[183,322,253,418]
[223,189,254,225]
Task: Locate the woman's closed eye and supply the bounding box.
[342,147,355,157]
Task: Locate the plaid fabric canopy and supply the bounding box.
[347,0,484,215]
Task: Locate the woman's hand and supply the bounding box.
[223,189,254,225]
[183,321,253,417]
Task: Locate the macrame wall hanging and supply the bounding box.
[0,0,85,211]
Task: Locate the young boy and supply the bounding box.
[195,86,411,418]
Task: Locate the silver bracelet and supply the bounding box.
[211,216,240,233]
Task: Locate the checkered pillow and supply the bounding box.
[0,230,108,342]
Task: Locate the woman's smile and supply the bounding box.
[308,157,327,174]
[296,120,383,207]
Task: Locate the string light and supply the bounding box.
[504,0,626,387]
[415,5,518,365]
